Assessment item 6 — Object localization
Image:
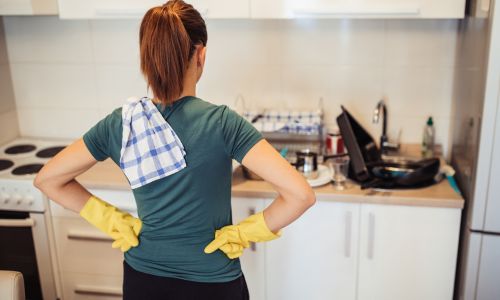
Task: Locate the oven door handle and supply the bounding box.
[0,218,35,227]
[67,230,113,242]
[74,285,122,297]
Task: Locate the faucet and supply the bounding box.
[373,99,388,151]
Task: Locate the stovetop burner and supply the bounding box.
[36,146,66,158]
[5,144,37,155]
[0,159,14,171]
[11,163,44,176]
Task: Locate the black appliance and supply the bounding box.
[336,106,440,189]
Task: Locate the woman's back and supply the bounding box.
[83,96,263,282]
[34,2,314,297]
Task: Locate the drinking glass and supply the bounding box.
[328,156,350,190]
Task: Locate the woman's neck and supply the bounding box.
[176,70,197,101]
[178,83,196,100]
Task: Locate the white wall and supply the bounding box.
[0,17,18,144]
[2,17,458,155]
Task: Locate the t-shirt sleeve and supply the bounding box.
[82,113,113,161]
[220,105,263,163]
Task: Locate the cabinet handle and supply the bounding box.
[0,218,35,228]
[67,230,113,242]
[248,208,256,252]
[293,6,420,16]
[74,285,122,297]
[367,213,375,259]
[344,211,352,258]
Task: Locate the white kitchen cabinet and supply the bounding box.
[52,217,124,277]
[189,0,250,18]
[251,0,465,19]
[231,197,266,300]
[49,188,136,300]
[0,0,57,15]
[61,272,123,300]
[357,204,461,300]
[263,199,461,300]
[58,0,249,19]
[265,200,360,300]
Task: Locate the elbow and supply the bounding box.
[33,173,46,191]
[33,170,52,193]
[294,185,316,211]
[303,187,316,209]
[282,183,316,211]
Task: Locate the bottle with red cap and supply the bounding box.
[325,126,345,155]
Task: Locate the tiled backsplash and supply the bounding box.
[2,17,458,156]
[0,18,19,144]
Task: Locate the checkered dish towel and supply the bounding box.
[119,97,187,189]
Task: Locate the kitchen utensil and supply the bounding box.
[337,106,380,182]
[337,106,440,189]
[279,147,289,158]
[327,156,350,190]
[307,164,332,187]
[361,158,440,189]
[295,150,319,179]
[251,114,264,123]
[325,129,344,155]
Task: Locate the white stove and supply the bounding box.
[0,136,73,300]
[0,136,72,212]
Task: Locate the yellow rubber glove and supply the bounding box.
[109,213,142,252]
[79,195,142,252]
[204,211,281,259]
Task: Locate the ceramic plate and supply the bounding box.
[307,164,332,187]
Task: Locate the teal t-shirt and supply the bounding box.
[82,96,263,283]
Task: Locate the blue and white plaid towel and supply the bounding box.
[119,97,187,189]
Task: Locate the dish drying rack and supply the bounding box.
[235,95,325,162]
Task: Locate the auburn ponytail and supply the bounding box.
[139,0,207,108]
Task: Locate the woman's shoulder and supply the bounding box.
[183,97,235,120]
[103,106,123,127]
[186,96,223,111]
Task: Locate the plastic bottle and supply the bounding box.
[422,117,435,158]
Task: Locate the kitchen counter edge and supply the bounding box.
[76,159,464,209]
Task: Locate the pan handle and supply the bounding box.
[360,178,383,190]
[322,153,349,162]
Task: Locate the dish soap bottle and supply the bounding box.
[422,116,435,158]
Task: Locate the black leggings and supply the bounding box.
[123,260,250,300]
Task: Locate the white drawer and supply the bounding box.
[49,188,138,218]
[61,271,123,300]
[52,217,124,276]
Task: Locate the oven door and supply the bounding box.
[0,210,57,300]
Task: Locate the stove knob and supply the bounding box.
[12,194,22,205]
[25,196,35,206]
[1,193,10,204]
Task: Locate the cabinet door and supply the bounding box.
[357,204,461,300]
[61,272,123,300]
[231,197,266,300]
[52,217,124,276]
[58,0,249,19]
[251,0,464,19]
[265,200,359,300]
[0,0,57,15]
[189,0,250,18]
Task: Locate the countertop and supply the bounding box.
[76,154,464,209]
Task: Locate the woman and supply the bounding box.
[34,1,315,299]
